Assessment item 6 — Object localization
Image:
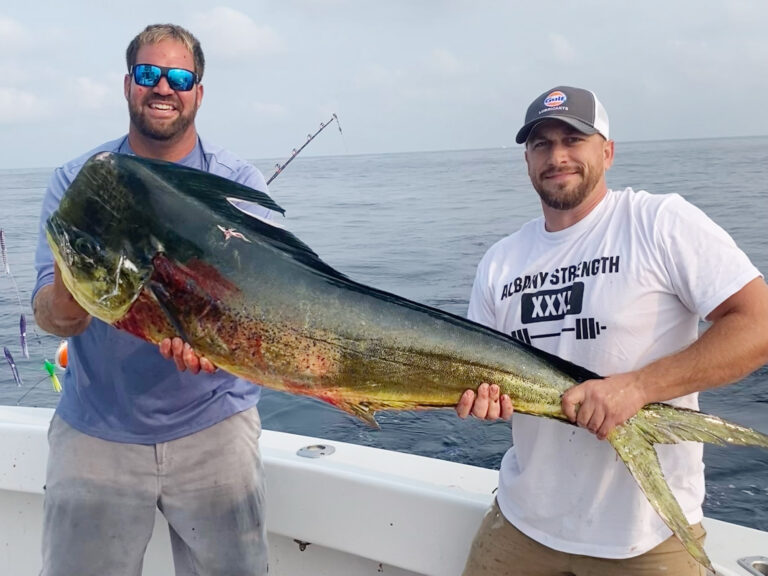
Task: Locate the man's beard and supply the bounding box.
[531,165,601,211]
[129,96,197,142]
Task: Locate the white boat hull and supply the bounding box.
[1,406,766,576]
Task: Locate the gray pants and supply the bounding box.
[41,408,267,576]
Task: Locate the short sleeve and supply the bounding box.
[655,195,761,319]
[31,166,75,304]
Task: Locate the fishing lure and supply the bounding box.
[1,228,47,367]
[3,346,22,387]
[44,360,62,393]
[15,357,64,405]
[0,228,9,275]
[19,314,29,359]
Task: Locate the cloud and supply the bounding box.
[726,0,767,26]
[0,17,30,52]
[190,7,282,59]
[0,87,50,124]
[292,0,350,5]
[356,64,405,89]
[549,33,576,63]
[71,76,118,111]
[0,62,31,86]
[250,101,289,120]
[358,51,464,92]
[426,49,463,76]
[355,52,475,108]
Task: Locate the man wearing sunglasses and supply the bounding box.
[33,24,270,576]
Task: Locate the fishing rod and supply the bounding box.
[267,113,343,185]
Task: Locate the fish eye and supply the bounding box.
[74,237,98,258]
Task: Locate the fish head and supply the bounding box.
[46,152,155,324]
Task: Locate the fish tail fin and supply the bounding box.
[636,402,768,447]
[607,419,712,570]
[608,403,768,570]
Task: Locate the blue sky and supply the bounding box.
[1,1,767,169]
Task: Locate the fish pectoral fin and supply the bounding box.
[148,281,191,343]
[607,423,712,571]
[337,401,381,429]
[335,399,437,428]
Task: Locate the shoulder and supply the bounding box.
[486,218,541,255]
[609,187,684,214]
[49,136,125,192]
[199,138,268,191]
[626,188,719,232]
[607,187,708,234]
[46,137,127,199]
[56,137,127,181]
[477,218,542,271]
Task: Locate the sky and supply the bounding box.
[1,0,767,169]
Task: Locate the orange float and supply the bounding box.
[55,340,68,370]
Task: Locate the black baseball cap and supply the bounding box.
[515,86,610,144]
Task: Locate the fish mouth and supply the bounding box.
[46,214,151,324]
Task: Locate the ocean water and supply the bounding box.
[1,139,766,531]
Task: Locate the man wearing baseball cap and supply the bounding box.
[456,86,768,574]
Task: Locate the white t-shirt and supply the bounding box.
[468,187,761,558]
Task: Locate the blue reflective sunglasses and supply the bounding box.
[130,64,199,92]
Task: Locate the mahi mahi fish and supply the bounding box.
[47,151,768,570]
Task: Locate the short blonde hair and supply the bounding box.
[126,24,205,80]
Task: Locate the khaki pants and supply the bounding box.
[463,500,709,576]
[41,408,267,576]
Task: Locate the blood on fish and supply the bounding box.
[152,254,239,302]
[115,289,177,341]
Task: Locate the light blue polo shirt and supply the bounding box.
[32,136,271,444]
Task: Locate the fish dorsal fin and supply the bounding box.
[608,422,712,570]
[115,152,286,214]
[107,152,350,281]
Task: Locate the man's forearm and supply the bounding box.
[561,278,768,439]
[637,277,768,403]
[33,284,91,337]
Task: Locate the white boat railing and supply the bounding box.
[1,405,766,576]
